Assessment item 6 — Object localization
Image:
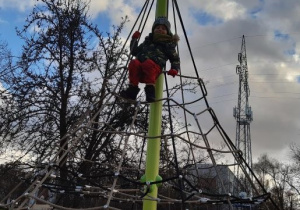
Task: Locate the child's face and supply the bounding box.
[154,25,168,35]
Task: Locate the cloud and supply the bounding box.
[1,0,299,164]
[184,0,247,21]
[86,0,109,18]
[0,18,7,24]
[169,0,300,163]
[0,0,36,11]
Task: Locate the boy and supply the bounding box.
[120,17,180,102]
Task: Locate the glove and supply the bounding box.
[132,31,141,39]
[167,69,178,77]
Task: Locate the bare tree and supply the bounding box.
[289,143,300,194]
[0,0,152,207]
[0,162,28,201]
[286,143,300,209]
[0,0,134,176]
[0,1,206,208]
[253,154,300,210]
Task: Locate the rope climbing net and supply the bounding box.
[0,0,279,210]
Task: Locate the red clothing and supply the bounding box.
[128,59,161,86]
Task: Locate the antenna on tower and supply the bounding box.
[233,35,253,195]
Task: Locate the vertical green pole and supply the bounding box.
[143,1,168,210]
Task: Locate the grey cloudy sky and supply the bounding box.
[0,0,299,163]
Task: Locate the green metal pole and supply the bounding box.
[142,1,168,210]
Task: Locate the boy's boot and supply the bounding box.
[144,85,155,102]
[120,85,140,100]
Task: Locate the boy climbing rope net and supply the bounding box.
[121,17,180,102]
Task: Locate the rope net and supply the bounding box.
[0,0,277,210]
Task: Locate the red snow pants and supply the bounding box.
[128,59,162,86]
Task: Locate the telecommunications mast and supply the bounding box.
[233,35,253,189]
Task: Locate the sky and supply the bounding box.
[0,0,300,164]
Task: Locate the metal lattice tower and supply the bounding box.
[233,35,253,191]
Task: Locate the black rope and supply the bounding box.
[21,165,274,207]
[162,1,187,209]
[102,0,152,133]
[172,0,209,107]
[165,1,280,209]
[119,0,154,91]
[210,109,281,210]
[113,2,155,208]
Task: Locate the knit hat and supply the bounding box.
[152,17,171,35]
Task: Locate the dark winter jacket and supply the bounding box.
[130,33,180,71]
